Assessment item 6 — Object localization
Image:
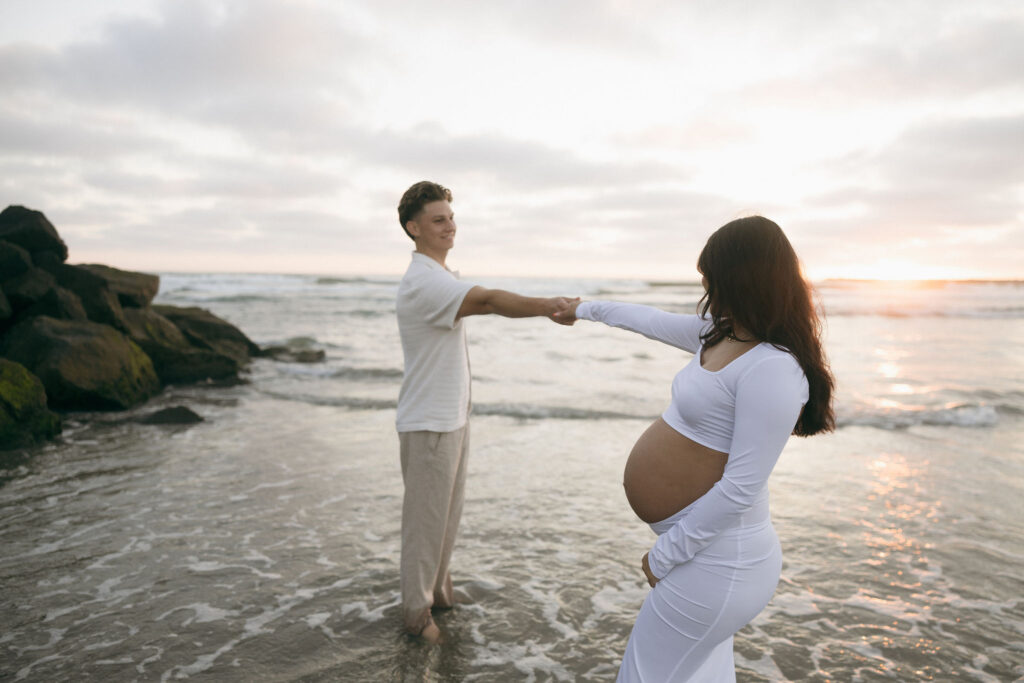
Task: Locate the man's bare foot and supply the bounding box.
[420,621,442,644]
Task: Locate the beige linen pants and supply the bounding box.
[399,425,470,634]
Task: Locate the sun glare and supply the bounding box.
[823,260,968,282]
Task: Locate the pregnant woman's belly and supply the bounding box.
[624,418,728,523]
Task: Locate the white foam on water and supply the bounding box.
[304,612,330,628]
[963,654,1003,683]
[244,479,297,493]
[841,587,932,627]
[521,578,579,640]
[768,590,821,617]
[84,637,128,652]
[315,493,348,508]
[583,580,646,630]
[185,558,282,580]
[14,519,116,559]
[157,603,240,626]
[735,651,786,681]
[136,646,164,675]
[315,554,338,567]
[86,537,145,570]
[95,574,147,602]
[304,612,342,639]
[469,640,573,682]
[44,603,82,622]
[340,595,400,623]
[159,581,343,680]
[15,654,63,681]
[35,575,76,588]
[11,628,66,656]
[363,530,382,542]
[242,549,275,567]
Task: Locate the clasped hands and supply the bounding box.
[545,297,581,325]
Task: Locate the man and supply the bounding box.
[394,180,573,642]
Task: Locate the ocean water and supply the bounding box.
[1,274,1022,682]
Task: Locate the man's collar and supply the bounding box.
[411,251,451,271]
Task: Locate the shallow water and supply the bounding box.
[1,276,1022,681]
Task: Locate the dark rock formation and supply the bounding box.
[138,406,204,425]
[79,264,159,308]
[3,267,57,312]
[1,240,33,278]
[0,205,265,448]
[0,289,11,322]
[31,250,63,273]
[53,264,127,331]
[0,358,62,449]
[0,206,68,262]
[123,308,239,384]
[153,305,260,367]
[1,316,160,410]
[261,345,327,363]
[23,287,87,322]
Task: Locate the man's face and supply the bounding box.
[408,200,456,253]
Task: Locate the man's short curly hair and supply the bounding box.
[397,181,453,240]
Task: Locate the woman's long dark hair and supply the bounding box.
[697,216,835,436]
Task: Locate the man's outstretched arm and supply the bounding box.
[456,287,576,325]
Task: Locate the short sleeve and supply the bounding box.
[405,269,475,329]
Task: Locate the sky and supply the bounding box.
[1,0,1022,281]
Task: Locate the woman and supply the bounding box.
[557,216,834,681]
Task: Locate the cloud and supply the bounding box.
[810,113,1024,226]
[736,15,1024,108]
[9,0,364,108]
[1,0,1022,278]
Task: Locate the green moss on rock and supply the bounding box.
[1,316,160,410]
[0,358,61,449]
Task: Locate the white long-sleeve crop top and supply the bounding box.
[576,300,809,579]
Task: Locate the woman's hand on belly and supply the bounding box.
[641,552,659,587]
[624,418,728,523]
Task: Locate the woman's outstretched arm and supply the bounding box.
[556,300,706,353]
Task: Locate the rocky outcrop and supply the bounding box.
[79,264,159,308]
[0,358,61,449]
[3,267,56,312]
[23,287,87,322]
[0,206,69,262]
[53,264,128,331]
[0,240,33,278]
[0,204,265,447]
[260,344,327,364]
[153,305,261,367]
[138,406,204,425]
[123,307,239,384]
[2,317,160,410]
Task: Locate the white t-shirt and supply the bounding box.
[395,252,476,433]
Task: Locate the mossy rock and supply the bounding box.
[53,264,127,332]
[123,307,239,384]
[78,264,160,308]
[1,316,160,410]
[152,305,260,367]
[0,358,61,449]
